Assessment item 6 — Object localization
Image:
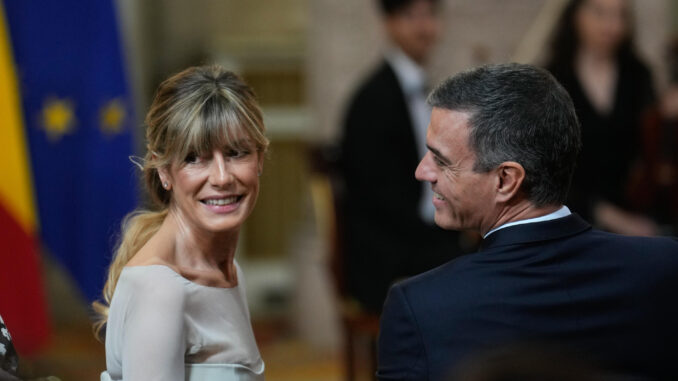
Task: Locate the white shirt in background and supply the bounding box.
[385,47,435,223]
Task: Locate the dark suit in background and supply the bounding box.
[340,61,464,312]
[377,214,678,380]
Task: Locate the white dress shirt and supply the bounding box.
[385,47,435,223]
[484,206,572,238]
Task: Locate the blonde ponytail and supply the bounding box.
[92,209,167,339]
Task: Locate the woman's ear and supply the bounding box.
[495,161,525,203]
[157,166,171,190]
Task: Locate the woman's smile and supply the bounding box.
[200,194,244,214]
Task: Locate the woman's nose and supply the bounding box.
[209,153,233,187]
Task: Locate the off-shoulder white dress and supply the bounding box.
[101,263,264,381]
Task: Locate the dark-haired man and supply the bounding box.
[377,63,678,380]
[341,0,466,313]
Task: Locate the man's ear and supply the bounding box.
[495,161,525,203]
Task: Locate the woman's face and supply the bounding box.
[159,140,263,235]
[575,0,628,56]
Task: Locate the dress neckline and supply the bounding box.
[122,264,240,291]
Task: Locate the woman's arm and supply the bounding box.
[120,269,187,381]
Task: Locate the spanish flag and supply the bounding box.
[0,3,50,355]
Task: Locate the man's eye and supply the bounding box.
[184,152,199,163]
[433,156,446,167]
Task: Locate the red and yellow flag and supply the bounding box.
[0,3,50,355]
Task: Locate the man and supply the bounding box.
[377,63,678,380]
[340,0,466,313]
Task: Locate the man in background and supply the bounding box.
[340,0,466,313]
[377,63,678,380]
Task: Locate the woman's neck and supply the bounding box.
[575,47,618,115]
[577,45,616,68]
[162,207,240,283]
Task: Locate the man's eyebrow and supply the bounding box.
[426,145,450,164]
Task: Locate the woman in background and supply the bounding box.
[94,65,268,381]
[546,0,657,235]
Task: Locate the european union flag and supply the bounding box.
[3,1,138,302]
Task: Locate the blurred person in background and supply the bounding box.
[340,0,466,314]
[627,38,678,235]
[93,65,267,381]
[545,0,658,236]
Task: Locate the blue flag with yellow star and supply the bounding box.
[3,1,137,302]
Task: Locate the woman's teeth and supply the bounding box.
[204,196,238,206]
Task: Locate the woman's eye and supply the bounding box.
[227,149,250,158]
[184,152,199,163]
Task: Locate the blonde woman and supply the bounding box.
[94,65,268,381]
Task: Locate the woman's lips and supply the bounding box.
[200,195,243,213]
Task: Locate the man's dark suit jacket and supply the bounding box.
[340,61,464,312]
[377,214,678,380]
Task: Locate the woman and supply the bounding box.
[94,65,268,381]
[546,0,658,235]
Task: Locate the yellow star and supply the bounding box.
[41,97,76,141]
[100,99,126,136]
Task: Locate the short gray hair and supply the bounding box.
[428,63,581,206]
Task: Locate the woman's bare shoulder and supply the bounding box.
[125,229,179,270]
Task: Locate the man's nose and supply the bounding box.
[415,152,436,183]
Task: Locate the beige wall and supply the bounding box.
[308,0,671,143]
[119,0,670,143]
